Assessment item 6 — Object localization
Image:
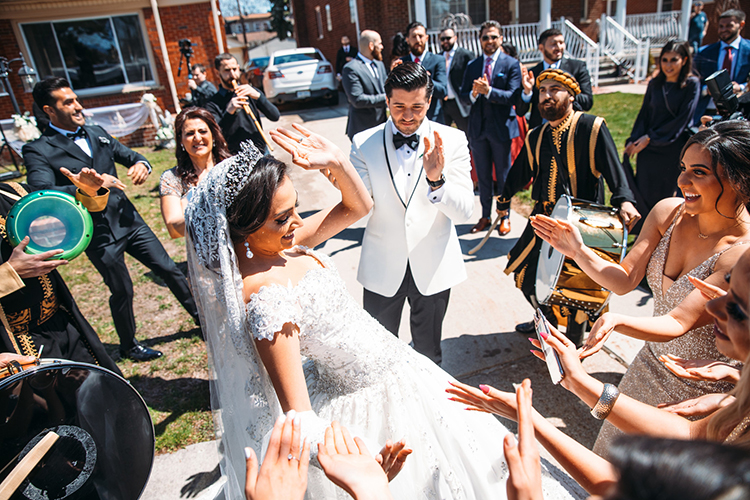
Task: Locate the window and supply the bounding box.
[274,52,323,64]
[426,0,487,29]
[21,14,154,94]
[315,6,324,39]
[326,5,333,31]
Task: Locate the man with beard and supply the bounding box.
[398,22,448,122]
[206,53,280,154]
[693,9,750,124]
[440,27,473,133]
[497,69,640,344]
[460,20,521,236]
[342,30,388,140]
[516,28,593,129]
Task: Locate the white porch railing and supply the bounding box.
[625,10,681,47]
[557,18,600,87]
[599,14,650,82]
[501,22,545,62]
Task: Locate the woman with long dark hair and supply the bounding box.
[626,40,700,218]
[159,107,231,238]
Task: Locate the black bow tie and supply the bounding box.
[66,128,86,140]
[393,132,419,150]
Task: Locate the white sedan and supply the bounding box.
[262,48,339,106]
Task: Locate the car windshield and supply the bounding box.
[250,57,269,68]
[274,53,322,65]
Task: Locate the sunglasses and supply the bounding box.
[440,36,453,41]
[481,35,500,42]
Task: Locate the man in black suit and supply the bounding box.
[206,53,280,154]
[335,35,357,80]
[23,77,199,362]
[440,27,473,133]
[399,21,448,122]
[342,30,388,140]
[516,28,593,129]
[460,20,522,236]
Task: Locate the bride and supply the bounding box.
[185,126,582,499]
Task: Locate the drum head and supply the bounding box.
[7,191,93,261]
[536,196,571,304]
[0,360,154,499]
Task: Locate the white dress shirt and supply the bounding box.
[718,36,741,78]
[444,47,457,99]
[390,120,445,204]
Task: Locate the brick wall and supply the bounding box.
[0,2,220,147]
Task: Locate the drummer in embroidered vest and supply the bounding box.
[497,69,640,344]
[0,173,120,375]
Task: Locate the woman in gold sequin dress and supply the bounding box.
[447,246,750,495]
[530,121,750,454]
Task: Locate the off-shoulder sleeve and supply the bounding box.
[245,285,303,341]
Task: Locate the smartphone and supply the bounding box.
[534,309,564,385]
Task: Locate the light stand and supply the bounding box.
[0,52,38,176]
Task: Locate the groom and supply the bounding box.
[350,62,474,365]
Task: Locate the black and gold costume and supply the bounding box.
[0,182,119,374]
[499,111,636,313]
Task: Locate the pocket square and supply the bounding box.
[495,72,505,77]
[98,136,110,144]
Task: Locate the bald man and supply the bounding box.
[342,30,388,140]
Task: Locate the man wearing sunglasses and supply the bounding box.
[460,20,522,236]
[440,28,473,134]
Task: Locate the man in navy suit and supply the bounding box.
[399,21,448,122]
[693,9,750,124]
[460,20,522,235]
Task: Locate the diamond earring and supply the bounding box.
[244,241,253,259]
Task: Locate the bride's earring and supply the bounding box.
[244,241,253,259]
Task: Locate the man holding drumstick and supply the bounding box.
[499,69,639,345]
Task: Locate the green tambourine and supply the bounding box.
[6,190,93,261]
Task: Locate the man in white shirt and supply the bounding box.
[351,63,474,365]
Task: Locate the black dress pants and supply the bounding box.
[363,265,450,364]
[442,98,469,134]
[86,224,198,350]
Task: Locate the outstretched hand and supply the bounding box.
[270,124,345,172]
[447,380,520,421]
[60,167,105,197]
[579,312,620,359]
[659,354,741,384]
[529,215,585,259]
[317,421,395,500]
[657,393,734,418]
[376,438,412,481]
[687,275,727,300]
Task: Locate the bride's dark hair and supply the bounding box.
[227,156,288,243]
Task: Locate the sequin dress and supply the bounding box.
[246,247,584,499]
[593,205,744,455]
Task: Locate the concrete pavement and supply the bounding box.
[141,96,652,499]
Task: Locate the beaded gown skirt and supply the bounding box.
[246,247,585,499]
[593,206,742,456]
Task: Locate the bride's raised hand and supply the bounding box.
[270,123,345,171]
[446,380,520,421]
[529,215,585,259]
[376,438,412,481]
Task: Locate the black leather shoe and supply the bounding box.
[120,343,163,362]
[515,321,535,334]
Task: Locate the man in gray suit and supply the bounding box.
[342,30,388,140]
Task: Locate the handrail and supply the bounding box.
[599,14,649,82]
[605,16,641,45]
[625,10,681,47]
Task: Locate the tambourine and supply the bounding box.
[6,190,93,261]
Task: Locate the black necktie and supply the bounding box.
[66,128,86,140]
[393,132,419,150]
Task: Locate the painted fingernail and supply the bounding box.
[528,337,536,343]
[244,447,253,459]
[479,384,490,394]
[539,330,549,340]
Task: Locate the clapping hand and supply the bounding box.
[270,124,345,172]
[472,76,491,97]
[529,214,585,259]
[659,354,741,384]
[244,413,310,500]
[423,131,445,186]
[521,66,535,96]
[60,167,105,197]
[317,421,396,500]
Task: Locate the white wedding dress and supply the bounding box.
[185,147,584,500]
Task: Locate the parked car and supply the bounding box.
[245,56,269,90]
[262,48,339,106]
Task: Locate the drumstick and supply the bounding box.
[231,80,274,152]
[468,212,503,255]
[0,431,59,500]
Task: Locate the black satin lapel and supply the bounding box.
[47,131,93,166]
[382,128,407,208]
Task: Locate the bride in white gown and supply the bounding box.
[185,126,583,499]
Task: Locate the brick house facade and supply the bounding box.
[0,0,222,146]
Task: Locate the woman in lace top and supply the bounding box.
[159,107,231,238]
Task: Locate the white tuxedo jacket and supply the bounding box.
[351,119,474,297]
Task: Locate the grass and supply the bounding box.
[7,92,641,454]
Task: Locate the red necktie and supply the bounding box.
[415,56,420,65]
[723,46,734,77]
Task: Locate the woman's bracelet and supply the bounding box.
[590,383,620,420]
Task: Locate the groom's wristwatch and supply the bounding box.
[426,174,445,188]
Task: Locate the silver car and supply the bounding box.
[263,48,339,105]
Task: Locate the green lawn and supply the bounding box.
[15,91,641,454]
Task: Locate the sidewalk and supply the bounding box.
[141,97,652,499]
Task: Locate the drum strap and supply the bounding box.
[0,183,27,202]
